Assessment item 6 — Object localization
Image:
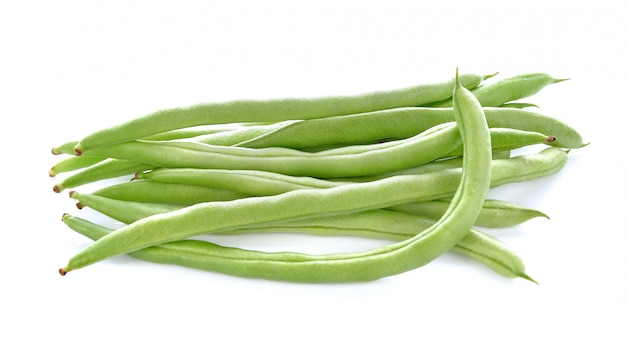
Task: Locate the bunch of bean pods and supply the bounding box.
[49,70,585,283]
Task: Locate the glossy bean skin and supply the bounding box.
[80,123,462,178]
[59,73,493,282]
[431,73,568,108]
[62,210,533,281]
[236,107,584,150]
[73,73,489,155]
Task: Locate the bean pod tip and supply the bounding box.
[73,144,84,156]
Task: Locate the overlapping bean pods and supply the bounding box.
[49,71,586,283]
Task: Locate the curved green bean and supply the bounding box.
[73,73,490,155]
[59,72,493,282]
[61,211,533,281]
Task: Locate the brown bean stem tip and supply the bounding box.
[74,143,84,156]
[59,268,68,276]
[53,184,63,193]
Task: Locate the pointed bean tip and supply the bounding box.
[49,167,57,177]
[521,273,539,285]
[484,72,499,80]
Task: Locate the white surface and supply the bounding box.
[2,1,624,351]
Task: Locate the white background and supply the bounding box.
[2,1,624,351]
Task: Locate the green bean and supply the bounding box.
[236,107,584,150]
[443,127,555,157]
[52,125,246,156]
[49,155,106,176]
[73,73,491,155]
[500,102,539,109]
[136,168,349,197]
[73,184,547,231]
[61,211,533,281]
[389,199,548,228]
[334,146,562,184]
[52,159,153,193]
[431,73,568,107]
[71,191,182,224]
[92,181,247,205]
[236,107,449,149]
[80,123,462,178]
[59,72,494,282]
[227,212,535,281]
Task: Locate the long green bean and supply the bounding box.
[73,73,490,155]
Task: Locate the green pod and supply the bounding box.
[49,155,106,176]
[81,123,462,178]
[73,72,490,154]
[444,127,555,157]
[235,107,584,150]
[71,191,182,224]
[136,168,349,197]
[389,199,548,228]
[92,181,247,205]
[431,73,568,108]
[53,159,152,193]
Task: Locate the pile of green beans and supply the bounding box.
[49,70,585,283]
